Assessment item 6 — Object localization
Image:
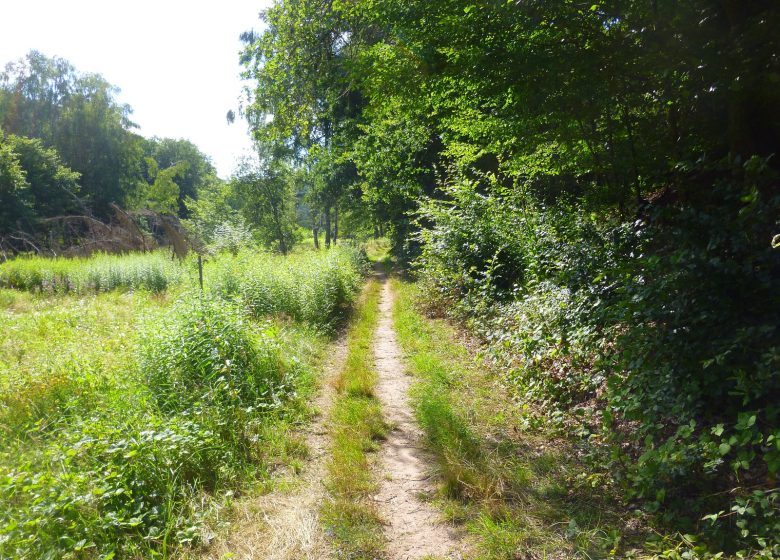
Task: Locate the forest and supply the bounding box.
[1,0,778,559]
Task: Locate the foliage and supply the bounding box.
[138,157,187,215]
[0,132,81,248]
[1,51,144,219]
[139,295,289,415]
[0,247,351,558]
[414,161,780,556]
[208,220,255,255]
[207,245,367,330]
[230,150,298,254]
[142,136,218,217]
[182,177,245,249]
[0,250,184,293]
[243,0,780,554]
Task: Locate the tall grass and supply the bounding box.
[0,251,185,293]
[207,245,368,329]
[0,246,366,558]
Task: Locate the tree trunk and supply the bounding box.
[324,209,331,248]
[333,205,338,245]
[272,205,287,255]
[313,226,319,249]
[620,105,642,206]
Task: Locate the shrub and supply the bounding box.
[139,295,288,414]
[414,157,780,555]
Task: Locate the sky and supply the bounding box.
[0,0,272,178]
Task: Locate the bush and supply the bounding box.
[414,158,780,555]
[140,295,288,414]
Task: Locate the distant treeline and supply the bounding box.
[0,51,218,254]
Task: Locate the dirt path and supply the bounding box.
[201,337,347,560]
[373,276,468,560]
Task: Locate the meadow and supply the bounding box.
[0,246,366,559]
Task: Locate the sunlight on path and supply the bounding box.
[373,276,469,560]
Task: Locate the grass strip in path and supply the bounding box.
[322,278,388,558]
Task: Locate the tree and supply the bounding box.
[231,150,297,254]
[140,157,187,215]
[183,176,242,246]
[1,51,144,219]
[240,0,375,243]
[0,132,80,250]
[143,137,217,217]
[0,135,32,238]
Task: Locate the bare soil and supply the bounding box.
[202,275,470,559]
[373,276,470,560]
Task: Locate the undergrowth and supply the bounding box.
[414,161,780,558]
[391,278,653,559]
[0,246,366,558]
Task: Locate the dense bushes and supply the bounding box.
[415,157,780,556]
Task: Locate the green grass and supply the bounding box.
[391,278,652,559]
[364,238,391,264]
[0,250,186,293]
[0,247,367,558]
[0,289,170,437]
[322,278,388,558]
[206,245,368,330]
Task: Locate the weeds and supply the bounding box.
[391,277,650,559]
[0,246,366,558]
[207,245,368,330]
[0,251,184,293]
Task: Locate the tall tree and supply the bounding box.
[240,0,374,242]
[1,51,144,218]
[231,149,298,254]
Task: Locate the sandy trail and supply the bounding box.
[201,337,346,560]
[373,276,468,560]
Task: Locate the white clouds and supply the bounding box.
[0,0,270,178]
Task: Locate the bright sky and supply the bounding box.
[0,0,272,178]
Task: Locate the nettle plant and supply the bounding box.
[139,294,290,416]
